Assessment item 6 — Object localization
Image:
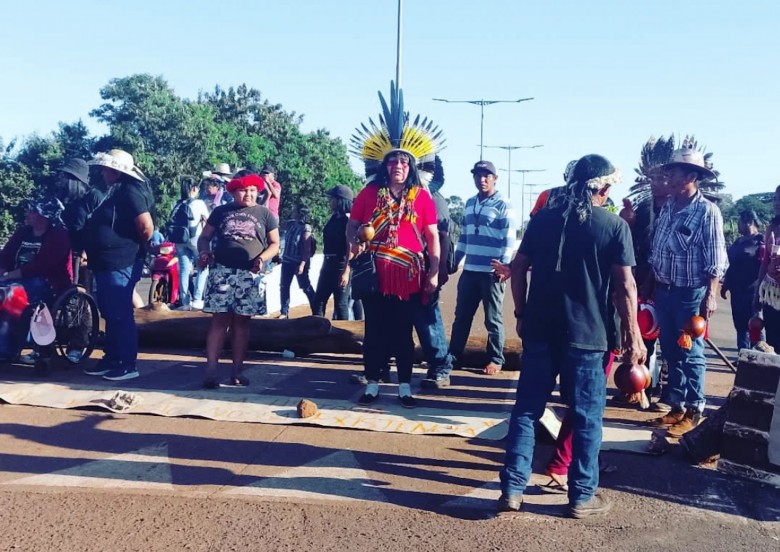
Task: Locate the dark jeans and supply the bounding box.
[655,284,707,413]
[500,340,607,506]
[414,291,453,378]
[94,259,143,367]
[449,271,505,366]
[362,293,420,384]
[313,258,351,320]
[280,261,316,316]
[729,287,754,351]
[764,305,780,352]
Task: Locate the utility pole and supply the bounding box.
[506,169,546,228]
[433,98,534,158]
[484,144,543,200]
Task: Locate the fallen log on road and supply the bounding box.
[135,308,522,371]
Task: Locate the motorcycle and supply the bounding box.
[148,241,180,307]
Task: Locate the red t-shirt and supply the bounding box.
[350,185,437,250]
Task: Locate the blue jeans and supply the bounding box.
[176,246,208,306]
[500,341,606,506]
[449,271,505,365]
[414,291,453,378]
[654,285,707,413]
[94,259,144,367]
[280,261,316,316]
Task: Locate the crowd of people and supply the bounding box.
[0,99,771,519]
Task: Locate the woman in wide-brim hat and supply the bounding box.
[83,149,155,382]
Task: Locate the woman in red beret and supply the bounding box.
[196,171,280,388]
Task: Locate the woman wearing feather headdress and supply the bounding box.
[347,83,444,408]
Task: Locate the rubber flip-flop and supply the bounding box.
[539,477,568,494]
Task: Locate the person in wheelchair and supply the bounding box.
[0,198,73,364]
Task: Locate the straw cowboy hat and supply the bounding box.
[661,148,716,180]
[212,163,233,177]
[89,149,146,182]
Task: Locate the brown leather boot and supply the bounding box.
[667,409,702,437]
[651,409,685,427]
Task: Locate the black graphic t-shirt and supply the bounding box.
[14,232,44,268]
[208,203,278,270]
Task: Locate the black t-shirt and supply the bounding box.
[14,229,43,268]
[85,181,154,271]
[208,203,278,270]
[724,233,764,293]
[521,206,635,351]
[63,188,105,253]
[322,213,349,265]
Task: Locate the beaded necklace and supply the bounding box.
[376,186,419,248]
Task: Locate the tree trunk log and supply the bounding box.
[135,308,523,370]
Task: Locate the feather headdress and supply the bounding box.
[350,81,446,178]
[628,134,723,204]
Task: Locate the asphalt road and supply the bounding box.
[1,273,779,551]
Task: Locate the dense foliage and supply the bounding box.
[0,74,364,243]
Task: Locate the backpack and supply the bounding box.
[166,199,194,243]
[446,230,458,274]
[282,221,311,262]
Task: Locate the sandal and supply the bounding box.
[202,378,221,389]
[228,374,250,386]
[539,473,569,494]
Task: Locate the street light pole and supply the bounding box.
[433,97,534,159]
[508,169,546,226]
[396,0,403,89]
[484,144,543,200]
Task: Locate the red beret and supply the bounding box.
[226,174,266,193]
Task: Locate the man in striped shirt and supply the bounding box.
[449,160,517,375]
[649,147,727,436]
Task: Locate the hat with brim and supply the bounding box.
[471,160,497,177]
[59,158,90,185]
[326,185,354,201]
[226,174,266,193]
[661,149,716,180]
[90,149,146,182]
[213,163,233,178]
[29,197,65,226]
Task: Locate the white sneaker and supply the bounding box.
[191,299,205,310]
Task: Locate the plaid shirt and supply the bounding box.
[650,191,728,288]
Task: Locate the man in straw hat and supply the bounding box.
[83,149,154,382]
[648,143,727,437]
[499,154,645,518]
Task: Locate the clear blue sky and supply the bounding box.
[2,0,779,220]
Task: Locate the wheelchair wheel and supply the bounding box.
[51,286,100,364]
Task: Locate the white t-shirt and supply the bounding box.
[185,198,210,250]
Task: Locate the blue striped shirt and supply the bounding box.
[456,191,516,272]
[650,191,728,288]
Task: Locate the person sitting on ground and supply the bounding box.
[197,173,280,389]
[0,198,73,363]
